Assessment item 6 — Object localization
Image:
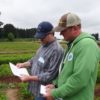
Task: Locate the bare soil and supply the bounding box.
[0,76,21,100]
[0,76,21,83]
[6,88,19,100]
[95,84,100,96]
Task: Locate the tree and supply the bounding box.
[0,12,3,27]
[0,28,4,38]
[0,21,3,27]
[91,33,99,40]
[3,24,16,38]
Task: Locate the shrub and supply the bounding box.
[0,93,7,100]
[19,83,34,100]
[7,32,15,41]
[0,64,12,77]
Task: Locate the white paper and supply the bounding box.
[40,85,46,95]
[9,62,29,77]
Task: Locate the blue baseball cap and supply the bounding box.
[34,21,53,39]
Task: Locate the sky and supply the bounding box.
[0,0,100,39]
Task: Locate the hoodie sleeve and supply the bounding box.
[51,39,99,98]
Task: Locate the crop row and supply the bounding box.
[0,53,33,64]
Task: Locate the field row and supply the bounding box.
[0,41,40,52]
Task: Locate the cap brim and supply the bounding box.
[34,32,45,39]
[53,26,66,32]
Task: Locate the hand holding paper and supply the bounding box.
[9,62,29,77]
[40,85,47,95]
[41,85,54,100]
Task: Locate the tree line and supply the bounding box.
[0,22,99,41]
[0,23,36,40]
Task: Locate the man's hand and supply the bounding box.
[19,75,31,82]
[16,63,24,68]
[16,61,31,68]
[19,75,39,82]
[44,85,54,100]
[46,84,55,89]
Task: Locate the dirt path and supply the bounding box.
[95,84,100,96]
[0,76,21,83]
[6,88,19,100]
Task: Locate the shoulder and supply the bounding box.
[76,38,97,49]
[53,40,64,51]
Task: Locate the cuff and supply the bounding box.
[51,89,59,99]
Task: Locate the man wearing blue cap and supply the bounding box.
[16,21,64,100]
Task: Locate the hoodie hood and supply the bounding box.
[72,32,96,46]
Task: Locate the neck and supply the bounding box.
[48,36,55,43]
[43,37,55,47]
[46,33,55,42]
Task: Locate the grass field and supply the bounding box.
[0,41,100,99]
[0,41,40,99]
[0,41,40,53]
[0,41,40,64]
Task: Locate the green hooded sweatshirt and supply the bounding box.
[51,32,100,100]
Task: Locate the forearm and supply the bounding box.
[22,61,31,68]
[30,75,39,81]
[20,75,39,82]
[51,72,91,98]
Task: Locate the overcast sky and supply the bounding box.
[0,0,100,39]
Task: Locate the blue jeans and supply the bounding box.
[35,96,46,100]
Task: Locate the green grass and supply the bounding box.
[19,83,34,100]
[0,83,33,100]
[0,41,40,64]
[0,53,33,64]
[0,40,100,99]
[0,64,12,77]
[0,41,38,99]
[0,91,7,100]
[0,41,40,53]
